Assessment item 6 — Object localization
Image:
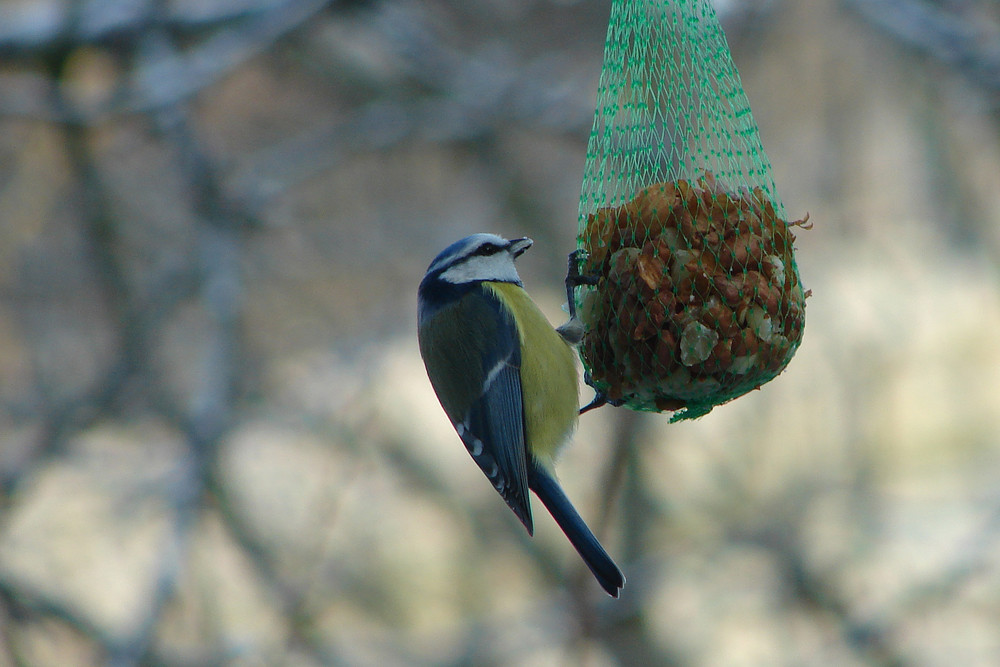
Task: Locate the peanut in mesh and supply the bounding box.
[579,172,809,413]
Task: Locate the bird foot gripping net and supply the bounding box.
[575,0,809,421]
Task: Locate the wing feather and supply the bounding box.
[463,357,531,531]
[418,286,532,532]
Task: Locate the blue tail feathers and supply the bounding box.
[528,465,625,597]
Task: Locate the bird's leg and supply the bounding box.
[579,392,609,414]
[556,250,620,414]
[564,249,599,320]
[556,249,599,345]
[578,369,622,414]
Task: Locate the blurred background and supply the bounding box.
[0,0,999,665]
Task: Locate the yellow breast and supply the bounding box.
[485,282,579,467]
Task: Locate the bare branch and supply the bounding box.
[846,0,1000,93]
[0,0,333,124]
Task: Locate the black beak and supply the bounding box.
[508,237,533,258]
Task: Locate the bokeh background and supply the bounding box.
[1,0,999,665]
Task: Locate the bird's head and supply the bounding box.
[422,234,533,287]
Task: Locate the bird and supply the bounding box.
[417,233,625,597]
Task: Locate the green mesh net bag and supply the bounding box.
[576,0,809,421]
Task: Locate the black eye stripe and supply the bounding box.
[473,243,504,256]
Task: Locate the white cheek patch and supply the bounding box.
[427,234,510,275]
[440,254,521,284]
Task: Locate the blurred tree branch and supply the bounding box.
[740,518,908,667]
[0,0,997,665]
[0,0,327,662]
[845,0,1000,94]
[0,0,334,122]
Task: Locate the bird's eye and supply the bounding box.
[474,243,503,256]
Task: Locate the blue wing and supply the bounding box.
[418,285,533,533]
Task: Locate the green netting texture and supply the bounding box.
[576,0,808,420]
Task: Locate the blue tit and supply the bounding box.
[417,233,625,597]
